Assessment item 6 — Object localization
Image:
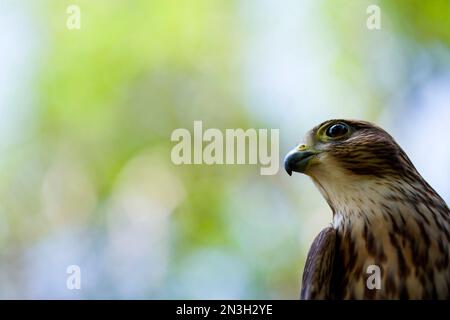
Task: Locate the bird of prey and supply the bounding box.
[284,119,450,299]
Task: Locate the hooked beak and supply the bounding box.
[284,145,317,176]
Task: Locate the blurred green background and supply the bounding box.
[0,0,449,298]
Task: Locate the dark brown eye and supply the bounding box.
[326,123,349,138]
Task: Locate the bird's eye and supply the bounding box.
[325,123,349,138]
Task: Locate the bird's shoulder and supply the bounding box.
[300,226,337,299]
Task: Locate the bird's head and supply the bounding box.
[284,119,420,211]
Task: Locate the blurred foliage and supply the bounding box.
[0,0,448,298]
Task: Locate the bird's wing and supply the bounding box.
[300,226,336,300]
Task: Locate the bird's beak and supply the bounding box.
[284,145,317,176]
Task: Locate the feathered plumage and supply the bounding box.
[285,119,450,299]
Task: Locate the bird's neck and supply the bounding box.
[312,174,441,227]
[312,175,390,219]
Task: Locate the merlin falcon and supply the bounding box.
[284,119,450,299]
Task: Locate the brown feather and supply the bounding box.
[301,227,336,299]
